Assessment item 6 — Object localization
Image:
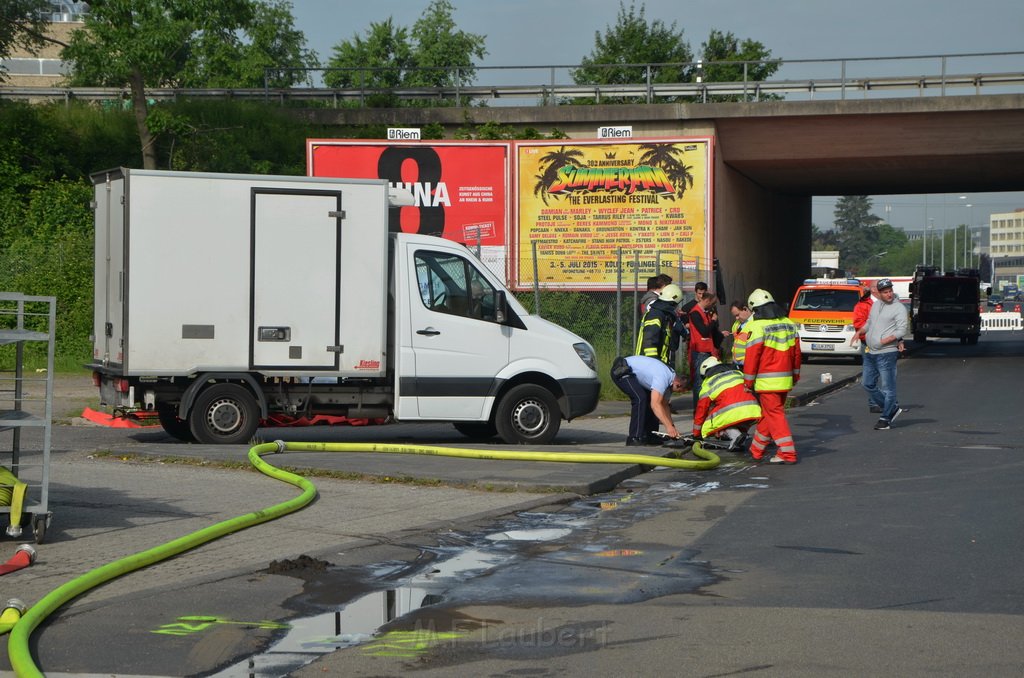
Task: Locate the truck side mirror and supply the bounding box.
[494,290,507,323]
[986,287,992,296]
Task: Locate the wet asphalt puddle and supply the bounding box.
[210,459,763,677]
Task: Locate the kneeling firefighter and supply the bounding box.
[691,356,762,449]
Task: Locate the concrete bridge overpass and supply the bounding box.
[299,93,1024,302]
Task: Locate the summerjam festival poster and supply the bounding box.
[514,138,713,290]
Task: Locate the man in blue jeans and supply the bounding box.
[863,278,908,430]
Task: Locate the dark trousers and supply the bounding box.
[612,371,655,440]
[690,350,712,410]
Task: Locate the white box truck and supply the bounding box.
[90,169,600,445]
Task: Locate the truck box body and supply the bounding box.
[93,168,388,378]
[91,169,600,445]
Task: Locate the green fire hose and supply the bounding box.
[5,439,718,676]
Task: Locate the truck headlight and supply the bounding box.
[573,342,597,372]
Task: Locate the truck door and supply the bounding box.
[93,171,126,367]
[406,245,510,419]
[251,189,342,369]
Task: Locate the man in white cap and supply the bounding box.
[863,277,907,430]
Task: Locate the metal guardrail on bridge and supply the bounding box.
[2,51,1023,107]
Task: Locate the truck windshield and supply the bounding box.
[793,289,860,312]
[920,279,978,303]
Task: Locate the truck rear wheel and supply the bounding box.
[157,405,195,443]
[495,384,560,445]
[189,383,260,445]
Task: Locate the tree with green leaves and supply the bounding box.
[834,195,881,233]
[826,196,915,274]
[323,18,412,106]
[62,0,317,169]
[573,2,779,104]
[0,0,52,81]
[406,0,486,88]
[2,0,78,91]
[698,29,779,101]
[181,0,318,89]
[573,1,693,98]
[324,1,485,105]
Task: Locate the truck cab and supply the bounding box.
[910,267,982,344]
[788,278,863,361]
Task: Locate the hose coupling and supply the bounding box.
[15,544,36,563]
[5,525,22,538]
[4,599,26,615]
[274,440,287,454]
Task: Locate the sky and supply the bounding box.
[287,0,1024,232]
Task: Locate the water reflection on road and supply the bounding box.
[212,461,764,677]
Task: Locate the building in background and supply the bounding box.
[989,209,1024,258]
[990,209,1024,291]
[0,2,87,88]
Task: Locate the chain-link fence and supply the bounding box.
[467,244,716,397]
[4,238,715,396]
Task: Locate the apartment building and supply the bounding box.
[0,2,87,87]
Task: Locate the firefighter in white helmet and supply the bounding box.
[691,356,762,450]
[742,288,802,464]
[635,283,687,367]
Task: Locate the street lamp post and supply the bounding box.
[869,251,888,274]
[928,218,935,266]
[941,226,946,272]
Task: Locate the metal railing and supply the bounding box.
[2,51,1023,107]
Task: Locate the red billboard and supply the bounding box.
[307,140,510,247]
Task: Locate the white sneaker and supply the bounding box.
[889,407,904,424]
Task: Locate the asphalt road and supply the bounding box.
[1,334,1022,676]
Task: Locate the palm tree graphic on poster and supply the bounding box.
[533,146,586,205]
[533,143,694,204]
[637,143,694,199]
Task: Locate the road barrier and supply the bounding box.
[981,312,1023,331]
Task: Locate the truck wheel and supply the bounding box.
[189,383,260,445]
[453,421,498,440]
[495,384,560,445]
[157,405,195,442]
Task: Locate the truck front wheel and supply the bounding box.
[189,383,260,445]
[495,384,560,445]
